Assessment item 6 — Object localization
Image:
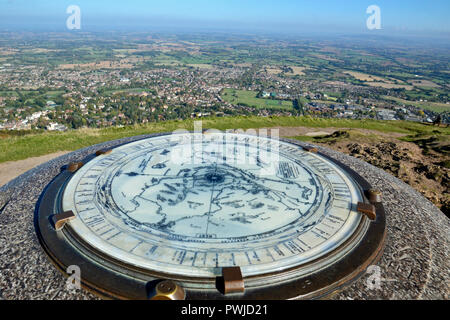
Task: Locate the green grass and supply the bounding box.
[383,96,450,113]
[0,91,19,97]
[1,116,449,163]
[221,89,293,110]
[45,90,65,98]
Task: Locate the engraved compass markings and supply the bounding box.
[105,231,122,241]
[129,240,144,253]
[84,216,105,228]
[191,252,198,266]
[63,133,363,278]
[99,227,116,237]
[204,162,218,237]
[110,156,317,239]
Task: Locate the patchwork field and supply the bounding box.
[383,96,450,113]
[343,71,443,91]
[58,60,134,70]
[266,65,307,76]
[187,64,214,69]
[366,82,414,90]
[286,66,307,76]
[221,89,293,110]
[343,71,387,82]
[408,79,441,88]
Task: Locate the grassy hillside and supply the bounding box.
[1,116,449,163]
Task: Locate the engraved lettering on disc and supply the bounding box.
[63,133,363,278]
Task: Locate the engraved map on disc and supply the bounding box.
[63,133,363,278]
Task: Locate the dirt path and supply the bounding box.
[0,151,70,187]
[263,126,408,138]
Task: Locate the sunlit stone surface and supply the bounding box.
[0,133,447,299]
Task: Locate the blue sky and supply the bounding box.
[0,0,449,34]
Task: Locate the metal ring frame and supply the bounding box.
[35,135,386,300]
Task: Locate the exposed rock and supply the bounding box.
[323,139,450,218]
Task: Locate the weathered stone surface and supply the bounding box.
[0,134,448,300]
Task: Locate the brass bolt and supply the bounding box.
[95,149,112,156]
[367,189,382,203]
[67,162,84,173]
[303,146,318,153]
[150,280,185,300]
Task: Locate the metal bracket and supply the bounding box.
[222,267,245,294]
[67,162,84,173]
[303,146,318,153]
[52,211,76,231]
[357,202,377,221]
[95,149,112,156]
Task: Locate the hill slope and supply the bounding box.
[1,116,448,163]
[1,116,448,216]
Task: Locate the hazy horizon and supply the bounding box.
[0,0,449,38]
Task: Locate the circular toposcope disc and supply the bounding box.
[36,132,386,300]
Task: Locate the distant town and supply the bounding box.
[0,32,448,131]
